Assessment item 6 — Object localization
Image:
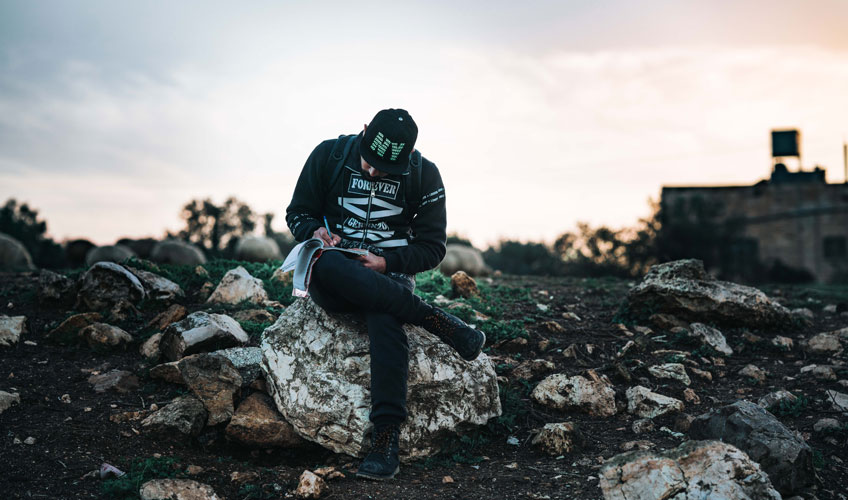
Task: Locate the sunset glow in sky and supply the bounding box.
[2,0,847,248]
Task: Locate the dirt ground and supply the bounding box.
[1,270,847,499]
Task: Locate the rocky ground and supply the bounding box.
[1,259,847,499]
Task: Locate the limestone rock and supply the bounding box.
[0,232,34,270]
[235,235,282,262]
[295,470,326,499]
[689,400,814,495]
[109,299,141,322]
[139,479,220,500]
[739,364,768,384]
[127,266,184,302]
[214,346,263,386]
[511,359,556,381]
[38,270,75,305]
[771,335,794,351]
[160,312,249,361]
[88,369,140,393]
[46,312,102,343]
[531,422,579,455]
[688,323,733,356]
[440,244,488,276]
[631,419,654,434]
[270,267,292,285]
[178,354,242,426]
[206,266,268,305]
[626,386,684,419]
[149,360,185,385]
[804,331,843,355]
[757,390,798,410]
[0,315,26,347]
[141,395,207,437]
[600,440,781,500]
[813,418,841,432]
[147,304,188,331]
[140,333,163,361]
[77,262,145,311]
[79,322,133,349]
[0,390,21,413]
[647,363,691,386]
[825,390,848,412]
[150,240,207,266]
[261,298,501,459]
[233,308,276,323]
[225,392,306,448]
[531,371,617,417]
[800,364,837,381]
[624,259,792,328]
[450,270,479,298]
[85,244,136,267]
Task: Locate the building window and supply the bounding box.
[824,236,847,259]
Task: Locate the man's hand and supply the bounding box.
[357,252,386,274]
[313,227,341,247]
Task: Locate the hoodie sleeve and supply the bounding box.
[285,140,335,242]
[382,159,447,274]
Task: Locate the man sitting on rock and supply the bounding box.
[285,108,486,480]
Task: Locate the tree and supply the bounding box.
[0,199,65,268]
[174,197,257,258]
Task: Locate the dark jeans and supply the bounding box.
[308,251,423,426]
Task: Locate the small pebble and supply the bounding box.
[23,437,36,445]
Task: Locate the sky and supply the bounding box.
[1,0,848,248]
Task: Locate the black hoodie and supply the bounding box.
[285,134,447,274]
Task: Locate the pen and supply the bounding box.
[323,216,335,246]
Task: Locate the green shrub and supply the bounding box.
[101,456,181,499]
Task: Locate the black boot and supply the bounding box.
[419,306,486,361]
[356,424,401,480]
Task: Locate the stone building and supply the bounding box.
[661,131,848,283]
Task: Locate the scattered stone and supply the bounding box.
[270,267,291,285]
[440,244,489,276]
[631,419,654,434]
[206,266,268,305]
[825,390,848,412]
[791,307,814,321]
[160,312,249,362]
[601,440,780,500]
[140,333,163,361]
[690,400,814,495]
[110,410,150,424]
[688,323,733,356]
[295,470,326,499]
[46,312,103,344]
[673,413,695,433]
[813,418,841,432]
[633,326,653,335]
[232,309,276,323]
[442,475,454,484]
[742,331,764,344]
[0,315,26,347]
[229,470,259,484]
[625,386,684,419]
[150,240,207,266]
[649,313,686,330]
[620,440,655,451]
[23,436,36,445]
[561,312,581,321]
[771,336,794,351]
[178,354,242,426]
[77,262,146,311]
[540,321,565,334]
[536,303,549,312]
[261,298,501,459]
[38,270,75,305]
[647,363,691,386]
[147,304,189,331]
[450,270,479,298]
[758,390,798,410]
[109,299,141,322]
[225,392,305,448]
[537,339,551,352]
[739,364,768,384]
[61,393,71,403]
[149,360,185,385]
[804,331,843,355]
[0,232,35,270]
[214,346,263,386]
[141,395,207,438]
[197,282,215,302]
[531,422,579,455]
[616,340,636,358]
[313,467,344,480]
[185,465,205,475]
[126,266,185,302]
[139,478,220,500]
[683,388,700,404]
[800,364,837,381]
[0,390,21,413]
[88,370,140,393]
[689,366,713,382]
[531,371,617,417]
[511,359,556,380]
[79,322,133,349]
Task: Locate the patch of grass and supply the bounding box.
[414,270,452,303]
[238,484,276,499]
[238,320,273,341]
[813,449,826,470]
[769,395,809,418]
[481,318,529,344]
[101,456,181,499]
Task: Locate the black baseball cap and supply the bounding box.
[359,109,418,175]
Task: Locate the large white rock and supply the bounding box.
[235,236,282,262]
[626,386,684,419]
[531,371,617,417]
[206,266,269,305]
[804,331,843,355]
[260,298,501,459]
[127,267,184,302]
[0,315,26,347]
[77,262,146,310]
[159,312,249,361]
[688,323,733,356]
[139,478,220,500]
[600,440,781,500]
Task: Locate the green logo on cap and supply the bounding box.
[370,132,405,161]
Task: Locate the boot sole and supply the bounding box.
[356,466,400,481]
